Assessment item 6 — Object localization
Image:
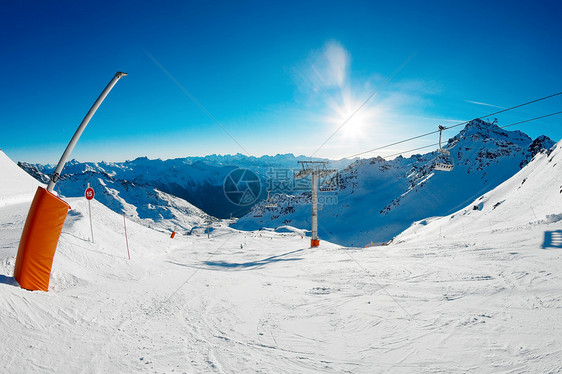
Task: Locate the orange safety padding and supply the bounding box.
[170,231,176,239]
[311,239,320,247]
[14,187,70,291]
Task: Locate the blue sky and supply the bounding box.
[1,0,561,163]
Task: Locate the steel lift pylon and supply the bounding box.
[295,161,337,247]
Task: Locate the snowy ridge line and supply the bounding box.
[0,149,42,207]
[18,153,352,222]
[237,119,556,246]
[346,110,562,161]
[395,138,562,244]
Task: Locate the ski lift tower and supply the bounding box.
[295,161,337,248]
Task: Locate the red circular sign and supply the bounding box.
[85,187,95,200]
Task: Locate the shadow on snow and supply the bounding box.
[0,274,19,287]
[203,247,306,270]
[542,230,562,249]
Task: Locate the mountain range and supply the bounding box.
[234,119,555,246]
[18,154,353,231]
[18,119,555,245]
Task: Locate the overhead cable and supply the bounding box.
[373,110,562,161]
[337,91,562,160]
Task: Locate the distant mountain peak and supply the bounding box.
[530,135,554,151]
[452,118,532,147]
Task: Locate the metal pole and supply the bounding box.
[47,72,128,191]
[438,125,446,151]
[88,182,94,243]
[123,213,131,260]
[311,171,319,245]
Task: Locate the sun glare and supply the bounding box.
[325,89,378,140]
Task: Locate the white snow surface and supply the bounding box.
[1,146,561,373]
[396,142,562,242]
[0,150,42,207]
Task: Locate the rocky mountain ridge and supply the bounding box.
[234,119,555,246]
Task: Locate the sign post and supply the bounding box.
[85,184,95,243]
[123,213,131,260]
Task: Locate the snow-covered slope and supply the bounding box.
[1,145,561,373]
[396,139,562,243]
[235,120,555,246]
[0,150,42,207]
[19,161,216,233]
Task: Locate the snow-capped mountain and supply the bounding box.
[18,161,215,233]
[19,154,352,220]
[395,137,562,243]
[17,120,555,243]
[234,119,555,246]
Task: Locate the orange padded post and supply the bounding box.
[14,187,70,291]
[170,231,176,239]
[311,239,320,247]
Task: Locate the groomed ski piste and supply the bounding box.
[0,145,561,373]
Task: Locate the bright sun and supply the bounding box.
[325,89,377,140]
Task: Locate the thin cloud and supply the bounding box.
[465,100,506,109]
[297,41,350,92]
[291,42,442,159]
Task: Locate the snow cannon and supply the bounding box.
[14,187,70,291]
[14,71,127,292]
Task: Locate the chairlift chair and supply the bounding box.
[253,207,264,218]
[434,125,454,172]
[319,176,337,191]
[264,190,279,208]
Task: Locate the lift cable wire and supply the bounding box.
[375,110,562,161]
[499,110,562,130]
[146,51,251,156]
[309,52,417,159]
[336,91,562,161]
